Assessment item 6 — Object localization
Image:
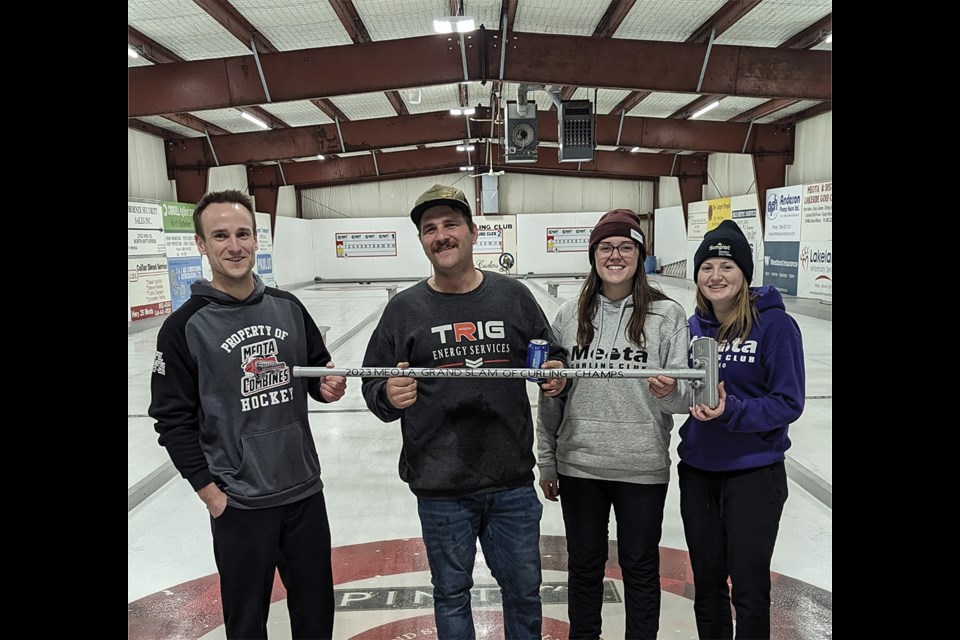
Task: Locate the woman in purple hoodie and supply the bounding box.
[669,219,805,640]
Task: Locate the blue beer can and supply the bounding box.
[526,339,550,383]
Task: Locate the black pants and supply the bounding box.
[559,474,668,640]
[210,490,334,639]
[678,461,788,640]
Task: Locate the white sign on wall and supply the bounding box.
[164,232,198,259]
[801,181,832,242]
[730,196,763,286]
[128,229,166,256]
[335,232,398,258]
[547,227,591,253]
[255,212,276,287]
[797,240,832,302]
[686,206,708,241]
[128,256,172,321]
[475,229,504,254]
[474,215,518,275]
[764,185,803,243]
[128,202,163,229]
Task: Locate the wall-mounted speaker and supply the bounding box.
[504,100,538,163]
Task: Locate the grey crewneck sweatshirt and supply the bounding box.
[537,294,691,485]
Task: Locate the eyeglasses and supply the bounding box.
[595,242,638,258]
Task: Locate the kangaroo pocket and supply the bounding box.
[559,417,670,473]
[232,421,320,498]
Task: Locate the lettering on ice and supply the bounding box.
[332,581,618,611]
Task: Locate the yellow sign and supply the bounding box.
[706,198,731,231]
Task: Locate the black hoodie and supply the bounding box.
[149,274,333,509]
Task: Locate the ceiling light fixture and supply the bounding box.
[690,100,720,119]
[128,46,140,59]
[459,165,475,171]
[630,147,641,153]
[433,16,476,33]
[316,154,326,160]
[457,144,475,152]
[825,33,832,44]
[240,111,269,129]
[450,107,476,116]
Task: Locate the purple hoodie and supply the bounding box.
[678,285,805,472]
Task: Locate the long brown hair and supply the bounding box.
[695,285,759,344]
[576,264,671,348]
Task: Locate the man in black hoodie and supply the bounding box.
[149,189,347,639]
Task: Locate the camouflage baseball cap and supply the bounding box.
[410,184,472,227]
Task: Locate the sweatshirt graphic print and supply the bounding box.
[149,275,332,509]
[537,295,691,485]
[678,285,805,472]
[361,271,566,497]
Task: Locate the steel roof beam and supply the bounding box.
[194,0,278,54]
[668,11,833,122]
[128,32,830,118]
[163,107,791,169]
[162,113,231,136]
[687,0,765,45]
[129,119,179,139]
[165,111,480,167]
[500,32,830,101]
[773,101,832,125]
[128,26,182,64]
[248,146,706,189]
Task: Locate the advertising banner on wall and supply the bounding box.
[128,256,172,321]
[128,201,171,321]
[762,242,800,295]
[730,195,763,286]
[706,197,731,231]
[761,185,804,294]
[167,259,203,310]
[255,212,276,287]
[162,201,200,312]
[798,181,832,301]
[684,202,709,280]
[801,181,832,242]
[474,215,518,275]
[798,240,832,301]
[764,185,803,242]
[686,203,708,242]
[128,201,165,257]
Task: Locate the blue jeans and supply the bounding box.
[417,484,544,639]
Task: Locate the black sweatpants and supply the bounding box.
[678,461,788,640]
[210,489,334,639]
[559,474,668,640]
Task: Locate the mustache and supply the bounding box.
[432,240,457,252]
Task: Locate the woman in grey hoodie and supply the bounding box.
[537,209,691,640]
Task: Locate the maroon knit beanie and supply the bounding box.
[588,208,646,264]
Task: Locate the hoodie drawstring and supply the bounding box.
[597,296,630,367]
